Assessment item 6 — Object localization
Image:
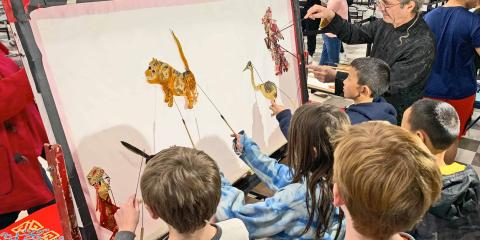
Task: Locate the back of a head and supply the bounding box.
[408,99,459,152]
[287,103,350,238]
[333,122,442,239]
[351,57,390,98]
[141,146,221,234]
[287,103,350,182]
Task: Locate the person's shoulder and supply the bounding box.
[459,164,479,179]
[277,182,307,195]
[472,10,480,22]
[449,7,480,21]
[409,18,435,48]
[417,16,434,33]
[217,218,249,240]
[424,7,445,21]
[442,163,480,183]
[425,7,442,16]
[415,17,435,36]
[373,97,396,110]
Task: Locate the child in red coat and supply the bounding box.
[0,43,54,229]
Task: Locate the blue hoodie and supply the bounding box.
[216,133,345,239]
[276,98,397,139]
[346,97,397,125]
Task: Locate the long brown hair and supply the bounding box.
[286,103,350,238]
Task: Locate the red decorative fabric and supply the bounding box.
[0,204,63,239]
[95,191,119,240]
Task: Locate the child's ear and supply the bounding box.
[333,183,345,207]
[416,130,426,143]
[418,130,436,153]
[145,204,159,219]
[360,85,372,98]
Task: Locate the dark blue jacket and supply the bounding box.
[276,109,292,138]
[346,97,397,125]
[275,98,397,139]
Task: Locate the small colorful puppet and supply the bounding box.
[243,61,277,101]
[262,7,289,76]
[87,167,119,240]
[145,31,198,109]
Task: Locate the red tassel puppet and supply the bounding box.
[262,7,289,76]
[87,167,119,240]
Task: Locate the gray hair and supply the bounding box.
[350,57,391,98]
[408,99,460,151]
[400,0,422,13]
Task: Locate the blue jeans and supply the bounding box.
[319,34,341,66]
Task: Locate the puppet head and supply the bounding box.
[87,167,111,201]
[145,58,169,85]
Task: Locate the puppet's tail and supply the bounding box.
[170,30,190,71]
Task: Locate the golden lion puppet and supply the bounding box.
[145,31,198,109]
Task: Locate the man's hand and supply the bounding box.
[304,4,335,21]
[114,195,141,233]
[307,65,337,83]
[269,100,287,116]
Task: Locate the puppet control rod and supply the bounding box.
[120,141,152,239]
[197,83,237,135]
[173,98,196,148]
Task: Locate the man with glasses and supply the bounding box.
[305,0,435,122]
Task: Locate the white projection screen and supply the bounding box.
[26,0,307,239]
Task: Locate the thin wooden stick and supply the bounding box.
[173,99,196,148]
[197,83,236,134]
[278,18,308,34]
[133,154,144,201]
[279,45,298,60]
[308,65,350,73]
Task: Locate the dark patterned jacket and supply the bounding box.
[412,165,480,240]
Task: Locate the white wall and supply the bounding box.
[30,0,302,238]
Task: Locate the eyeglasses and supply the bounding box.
[376,0,401,9]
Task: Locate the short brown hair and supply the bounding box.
[140,146,221,233]
[333,122,442,239]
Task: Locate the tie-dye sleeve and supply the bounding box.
[237,133,292,191]
[216,175,310,239]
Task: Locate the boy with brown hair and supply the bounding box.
[113,146,248,240]
[332,122,442,240]
[402,99,480,239]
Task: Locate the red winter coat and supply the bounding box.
[0,54,53,214]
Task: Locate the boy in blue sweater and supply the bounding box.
[273,57,397,138]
